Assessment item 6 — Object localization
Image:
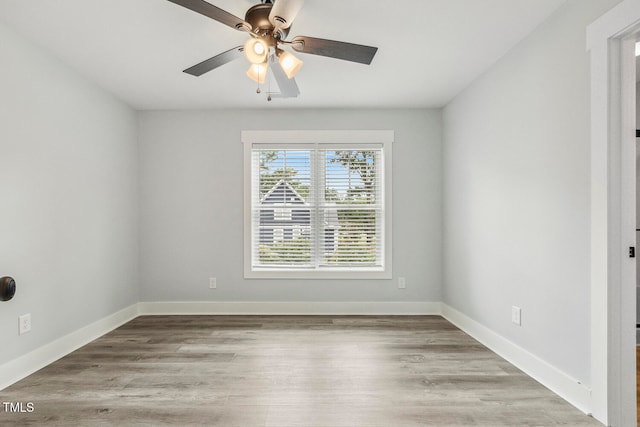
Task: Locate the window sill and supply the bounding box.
[244,268,392,280]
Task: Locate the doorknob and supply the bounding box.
[0,277,16,301]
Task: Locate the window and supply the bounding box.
[243,130,393,279]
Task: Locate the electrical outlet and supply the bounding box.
[19,313,31,335]
[398,277,406,289]
[209,277,217,289]
[511,306,522,326]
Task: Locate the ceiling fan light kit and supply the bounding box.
[278,50,303,79]
[247,62,269,84]
[167,0,378,101]
[244,38,269,64]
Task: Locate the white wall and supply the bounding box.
[0,23,139,365]
[138,109,442,304]
[443,0,620,387]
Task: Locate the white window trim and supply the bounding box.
[242,130,393,280]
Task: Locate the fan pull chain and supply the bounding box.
[267,57,272,101]
[256,66,262,94]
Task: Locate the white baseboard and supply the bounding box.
[0,304,139,391]
[441,303,592,415]
[137,301,442,315]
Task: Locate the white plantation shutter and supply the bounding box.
[243,131,392,279]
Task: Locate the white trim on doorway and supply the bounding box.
[587,1,640,424]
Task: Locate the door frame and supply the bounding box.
[587,1,639,425]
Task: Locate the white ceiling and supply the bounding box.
[0,0,567,110]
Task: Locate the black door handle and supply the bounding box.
[0,277,16,301]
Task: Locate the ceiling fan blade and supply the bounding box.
[290,36,378,65]
[167,0,251,32]
[269,0,304,30]
[183,46,244,76]
[271,60,300,98]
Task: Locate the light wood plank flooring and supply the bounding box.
[0,315,601,426]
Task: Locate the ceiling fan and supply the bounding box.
[167,0,378,100]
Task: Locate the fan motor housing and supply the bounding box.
[245,4,289,40]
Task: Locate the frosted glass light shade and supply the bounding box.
[247,62,268,84]
[278,51,303,79]
[244,38,269,64]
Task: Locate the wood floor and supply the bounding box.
[0,315,601,426]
